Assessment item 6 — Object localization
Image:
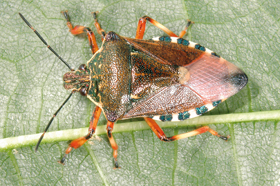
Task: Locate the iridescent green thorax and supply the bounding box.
[63,68,90,91]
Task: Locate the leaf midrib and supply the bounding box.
[1,110,279,151]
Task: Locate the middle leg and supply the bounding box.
[136,16,178,39]
[106,121,119,168]
[135,16,194,40]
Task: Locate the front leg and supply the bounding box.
[58,106,102,164]
[61,10,99,54]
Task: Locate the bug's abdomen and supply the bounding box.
[183,54,248,102]
[123,53,247,121]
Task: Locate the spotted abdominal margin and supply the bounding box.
[152,36,220,58]
[150,100,222,122]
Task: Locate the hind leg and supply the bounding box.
[144,117,229,142]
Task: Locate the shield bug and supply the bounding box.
[19,11,248,168]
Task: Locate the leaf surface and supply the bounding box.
[0,0,280,185]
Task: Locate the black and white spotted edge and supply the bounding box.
[151,36,221,58]
[150,100,222,122]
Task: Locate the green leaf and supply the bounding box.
[0,0,279,185]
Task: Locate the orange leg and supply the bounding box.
[144,117,229,141]
[136,16,178,39]
[61,10,99,54]
[106,121,119,168]
[136,16,194,40]
[179,20,194,38]
[91,12,106,40]
[58,106,102,164]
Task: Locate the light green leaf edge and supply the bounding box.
[1,110,280,150]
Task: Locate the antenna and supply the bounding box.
[35,91,74,151]
[19,13,76,150]
[19,13,74,71]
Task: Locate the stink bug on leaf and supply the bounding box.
[19,11,248,168]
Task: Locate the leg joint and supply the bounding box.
[101,31,106,37]
[84,27,92,33]
[141,15,150,20]
[160,136,174,142]
[85,129,95,140]
[107,126,112,138]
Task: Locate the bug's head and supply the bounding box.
[63,64,90,96]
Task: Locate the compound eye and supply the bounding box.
[78,64,87,71]
[79,86,87,96]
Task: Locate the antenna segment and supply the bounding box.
[19,13,74,71]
